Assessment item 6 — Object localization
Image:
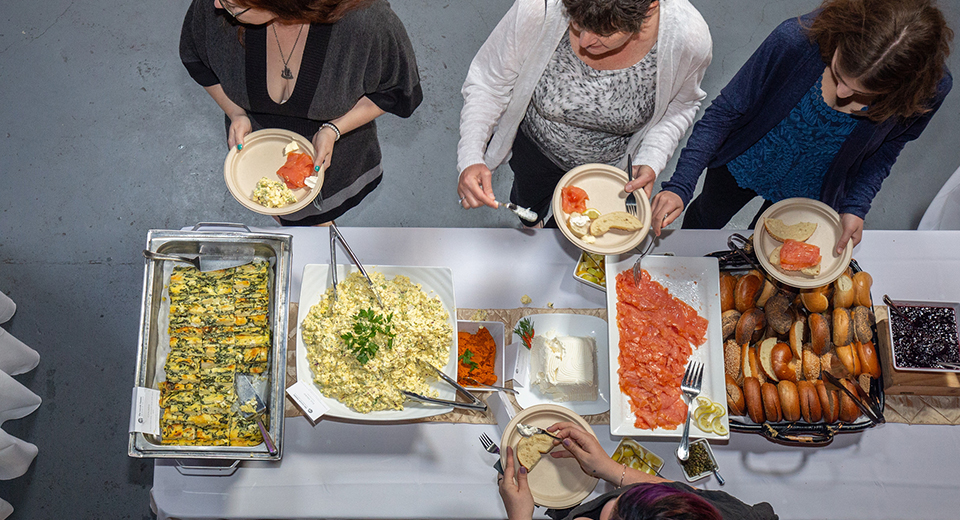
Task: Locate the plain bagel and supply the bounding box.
[744,377,764,424]
[589,211,642,236]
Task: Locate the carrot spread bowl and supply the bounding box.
[456,320,505,391]
[223,128,324,216]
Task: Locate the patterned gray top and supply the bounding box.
[521,31,658,171]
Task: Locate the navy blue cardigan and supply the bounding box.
[661,13,952,219]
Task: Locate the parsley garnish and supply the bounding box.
[459,348,479,373]
[341,308,396,365]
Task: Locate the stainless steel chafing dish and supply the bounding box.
[129,224,292,461]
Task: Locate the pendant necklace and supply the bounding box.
[272,23,305,80]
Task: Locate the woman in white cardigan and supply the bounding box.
[457,0,712,226]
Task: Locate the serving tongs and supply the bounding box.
[329,223,383,308]
[399,360,487,411]
[821,369,885,425]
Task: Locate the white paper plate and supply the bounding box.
[512,314,610,415]
[754,197,852,289]
[604,256,728,439]
[500,404,599,508]
[295,264,458,421]
[223,128,323,216]
[552,164,652,255]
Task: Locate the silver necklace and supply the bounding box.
[271,23,305,80]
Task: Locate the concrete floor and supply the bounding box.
[0,0,958,518]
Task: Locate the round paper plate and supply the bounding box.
[223,128,324,216]
[754,197,853,289]
[552,164,651,255]
[500,404,599,509]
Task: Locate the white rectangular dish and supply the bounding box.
[604,255,727,439]
[296,264,458,421]
[457,320,505,390]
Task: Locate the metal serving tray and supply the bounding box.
[129,224,292,460]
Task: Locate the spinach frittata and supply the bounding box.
[160,261,271,446]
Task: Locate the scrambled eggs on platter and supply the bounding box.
[301,271,452,413]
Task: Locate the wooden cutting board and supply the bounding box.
[876,306,960,396]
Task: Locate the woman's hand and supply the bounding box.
[650,191,684,236]
[458,163,498,209]
[836,213,864,254]
[547,422,621,483]
[227,113,252,150]
[312,126,337,173]
[624,164,657,198]
[499,446,535,520]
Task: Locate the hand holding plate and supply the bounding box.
[499,446,535,520]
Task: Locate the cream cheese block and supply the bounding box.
[530,333,598,402]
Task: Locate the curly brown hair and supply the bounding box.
[806,0,953,121]
[561,0,657,36]
[230,0,374,24]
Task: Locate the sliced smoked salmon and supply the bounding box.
[779,239,821,271]
[561,186,589,214]
[276,152,314,189]
[616,269,709,430]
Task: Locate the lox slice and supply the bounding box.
[779,239,821,271]
[276,152,314,189]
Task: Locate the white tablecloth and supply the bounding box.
[151,227,960,520]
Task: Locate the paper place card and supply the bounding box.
[512,343,530,389]
[286,380,330,423]
[129,387,160,436]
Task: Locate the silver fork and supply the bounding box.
[624,154,639,217]
[631,233,658,286]
[676,361,704,462]
[479,432,499,454]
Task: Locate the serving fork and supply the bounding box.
[631,237,657,287]
[624,154,639,218]
[676,361,704,462]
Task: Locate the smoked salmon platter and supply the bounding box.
[604,255,727,439]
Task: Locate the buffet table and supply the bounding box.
[151,227,960,519]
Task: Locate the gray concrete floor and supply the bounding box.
[0,0,958,518]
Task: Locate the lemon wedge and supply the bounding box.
[584,208,602,219]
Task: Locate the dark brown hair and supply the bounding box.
[231,0,375,24]
[806,0,953,121]
[561,0,657,36]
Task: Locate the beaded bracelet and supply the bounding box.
[619,463,627,487]
[320,122,341,142]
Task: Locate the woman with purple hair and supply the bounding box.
[498,423,777,520]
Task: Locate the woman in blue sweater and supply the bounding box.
[651,0,952,254]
